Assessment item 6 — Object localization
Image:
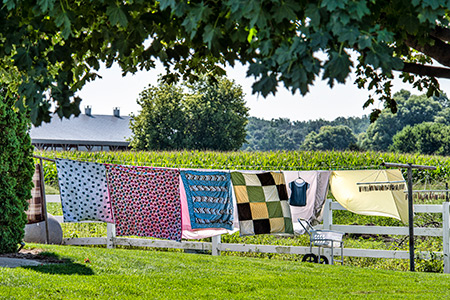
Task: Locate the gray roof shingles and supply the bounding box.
[30,114,133,146]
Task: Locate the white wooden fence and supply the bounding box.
[47,195,450,273]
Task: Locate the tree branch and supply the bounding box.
[430,26,450,43]
[397,62,450,79]
[405,35,450,68]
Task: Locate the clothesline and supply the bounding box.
[33,155,387,171]
[29,157,416,242]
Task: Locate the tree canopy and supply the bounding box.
[359,90,445,150]
[129,76,249,151]
[391,122,450,155]
[2,1,450,125]
[301,125,357,151]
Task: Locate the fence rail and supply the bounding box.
[47,195,450,273]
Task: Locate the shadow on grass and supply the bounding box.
[22,252,94,275]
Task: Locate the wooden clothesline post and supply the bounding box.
[381,162,437,272]
[38,157,50,244]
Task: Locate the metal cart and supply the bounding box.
[299,218,344,265]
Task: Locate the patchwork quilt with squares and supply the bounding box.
[230,172,293,236]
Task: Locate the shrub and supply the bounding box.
[0,95,34,253]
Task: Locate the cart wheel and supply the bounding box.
[318,255,329,264]
[302,253,318,263]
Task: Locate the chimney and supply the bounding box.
[85,105,92,116]
[113,107,120,117]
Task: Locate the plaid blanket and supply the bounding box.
[26,164,45,224]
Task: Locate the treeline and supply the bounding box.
[242,115,369,151]
[243,90,450,156]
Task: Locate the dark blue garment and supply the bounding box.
[289,180,309,207]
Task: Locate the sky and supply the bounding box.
[77,61,450,122]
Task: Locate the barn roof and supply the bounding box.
[30,113,132,146]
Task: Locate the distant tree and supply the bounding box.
[183,77,249,151]
[330,116,370,135]
[301,125,357,151]
[129,84,186,151]
[243,115,368,151]
[130,77,249,151]
[360,90,442,151]
[389,125,417,154]
[391,122,450,155]
[358,113,399,151]
[434,107,450,125]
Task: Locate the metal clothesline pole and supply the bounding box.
[381,162,437,272]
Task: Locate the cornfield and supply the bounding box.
[35,149,450,186]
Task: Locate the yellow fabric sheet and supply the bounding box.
[329,170,408,223]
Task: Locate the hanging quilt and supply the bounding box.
[56,159,114,223]
[180,170,233,230]
[26,163,46,224]
[230,171,293,236]
[329,169,408,223]
[106,164,181,241]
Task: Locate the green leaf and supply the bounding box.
[365,52,380,68]
[323,52,352,84]
[54,11,72,38]
[422,0,441,9]
[247,27,257,43]
[399,14,419,34]
[357,35,372,49]
[321,0,346,11]
[417,7,443,24]
[376,29,394,43]
[338,27,360,45]
[3,0,16,10]
[252,74,278,97]
[182,3,211,39]
[13,49,32,70]
[310,32,330,49]
[259,39,272,55]
[305,4,320,28]
[202,24,222,49]
[247,62,267,77]
[273,0,299,21]
[354,0,370,19]
[159,0,176,10]
[370,109,382,123]
[106,5,128,27]
[36,0,55,13]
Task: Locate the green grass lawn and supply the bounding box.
[1,244,450,299]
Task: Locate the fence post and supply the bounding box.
[107,223,116,249]
[443,202,450,273]
[211,234,221,256]
[323,198,333,230]
[322,199,333,261]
